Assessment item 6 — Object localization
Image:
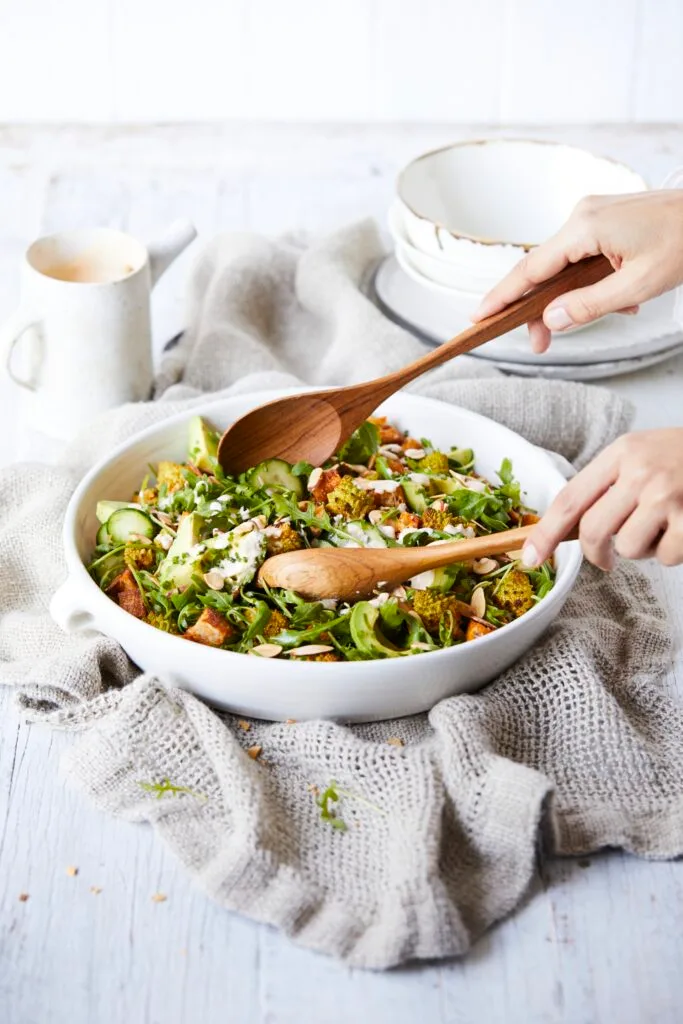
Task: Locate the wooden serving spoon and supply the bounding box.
[218,255,612,474]
[257,523,580,602]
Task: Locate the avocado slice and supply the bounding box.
[188,416,219,473]
[158,512,206,588]
[96,499,139,524]
[429,565,461,593]
[402,478,428,514]
[448,447,474,469]
[350,602,402,658]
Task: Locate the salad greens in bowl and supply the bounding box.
[51,389,581,721]
[89,414,555,662]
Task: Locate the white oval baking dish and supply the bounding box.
[50,388,581,722]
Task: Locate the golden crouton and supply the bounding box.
[466,619,495,642]
[368,416,404,445]
[309,468,342,503]
[265,523,304,556]
[397,510,422,531]
[373,485,406,509]
[184,608,235,647]
[106,569,146,620]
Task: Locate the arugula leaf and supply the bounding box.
[289,601,336,628]
[338,421,380,464]
[292,461,314,478]
[495,458,522,504]
[498,457,514,486]
[271,615,347,649]
[445,489,493,521]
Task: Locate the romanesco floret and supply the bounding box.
[145,610,178,633]
[494,569,534,617]
[412,590,462,637]
[326,476,374,520]
[422,507,458,532]
[124,543,156,571]
[263,609,288,638]
[265,522,304,556]
[157,461,187,494]
[417,451,450,475]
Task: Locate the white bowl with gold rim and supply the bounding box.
[397,139,647,285]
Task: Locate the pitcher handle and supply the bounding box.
[0,307,41,391]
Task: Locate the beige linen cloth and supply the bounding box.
[1,221,682,970]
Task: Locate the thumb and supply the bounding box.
[543,265,643,331]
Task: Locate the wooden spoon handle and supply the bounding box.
[377,254,613,395]
[406,523,579,571]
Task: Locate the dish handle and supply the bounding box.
[50,577,98,633]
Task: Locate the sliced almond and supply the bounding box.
[203,570,225,590]
[287,644,334,657]
[505,548,524,561]
[404,448,425,459]
[251,515,267,530]
[379,443,403,455]
[391,585,407,600]
[472,558,498,575]
[470,586,486,619]
[307,467,323,490]
[368,509,384,524]
[249,643,282,658]
[429,499,448,512]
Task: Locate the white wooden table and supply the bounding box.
[1,124,682,1024]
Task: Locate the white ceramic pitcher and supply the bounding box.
[0,220,197,440]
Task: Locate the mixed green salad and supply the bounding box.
[88,415,555,661]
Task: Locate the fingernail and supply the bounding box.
[545,305,574,331]
[521,543,540,568]
[472,299,491,321]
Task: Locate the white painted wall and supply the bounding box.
[0,0,681,124]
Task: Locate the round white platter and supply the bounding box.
[372,254,683,371]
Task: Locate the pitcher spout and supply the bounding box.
[148,219,197,287]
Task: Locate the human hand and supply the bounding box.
[473,190,683,353]
[522,429,683,570]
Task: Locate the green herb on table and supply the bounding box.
[315,779,388,832]
[138,777,206,802]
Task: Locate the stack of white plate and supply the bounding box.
[374,139,683,380]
